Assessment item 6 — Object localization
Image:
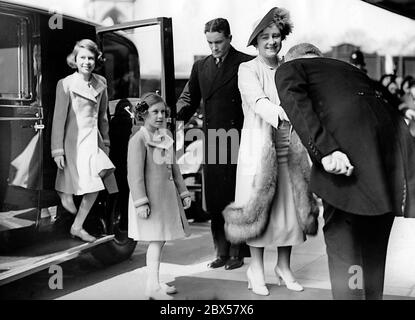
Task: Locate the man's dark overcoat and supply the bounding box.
[275,57,415,217]
[177,46,253,214]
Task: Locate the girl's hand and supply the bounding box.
[136,204,150,219]
[182,197,192,210]
[54,156,65,170]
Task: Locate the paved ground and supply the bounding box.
[52,215,415,300]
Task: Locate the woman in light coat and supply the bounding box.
[51,39,116,242]
[223,7,319,296]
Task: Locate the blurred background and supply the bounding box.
[10,0,415,81]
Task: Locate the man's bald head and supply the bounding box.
[284,43,323,62]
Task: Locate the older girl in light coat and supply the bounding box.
[51,39,116,242]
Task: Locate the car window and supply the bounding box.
[0,12,30,100]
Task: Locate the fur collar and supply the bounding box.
[223,127,319,244]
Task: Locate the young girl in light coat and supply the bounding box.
[127,93,191,300]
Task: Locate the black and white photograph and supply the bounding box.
[1,0,415,306]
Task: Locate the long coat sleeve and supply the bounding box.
[51,79,70,158]
[238,62,285,128]
[176,75,202,124]
[274,61,340,162]
[127,131,149,208]
[172,161,190,199]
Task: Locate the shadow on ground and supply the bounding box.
[171,276,415,300]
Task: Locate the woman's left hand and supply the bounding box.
[182,197,192,210]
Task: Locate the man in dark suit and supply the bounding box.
[176,18,253,270]
[275,43,415,299]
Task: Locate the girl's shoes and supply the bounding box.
[247,267,269,296]
[160,283,177,294]
[70,226,96,242]
[274,266,304,292]
[144,287,173,300]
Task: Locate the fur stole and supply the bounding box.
[222,127,319,244]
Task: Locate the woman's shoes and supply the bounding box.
[144,287,173,300]
[160,283,177,294]
[70,226,97,242]
[274,266,304,292]
[247,267,269,296]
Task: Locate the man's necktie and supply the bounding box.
[215,57,223,68]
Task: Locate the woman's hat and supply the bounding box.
[247,7,293,47]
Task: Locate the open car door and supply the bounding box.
[97,18,176,122]
[94,17,176,238]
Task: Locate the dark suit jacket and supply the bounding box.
[176,46,253,213]
[275,57,415,217]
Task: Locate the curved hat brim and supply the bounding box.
[247,7,278,47]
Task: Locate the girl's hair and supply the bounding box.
[134,92,167,120]
[67,39,103,69]
[401,75,415,92]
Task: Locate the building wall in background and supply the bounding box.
[11,0,415,79]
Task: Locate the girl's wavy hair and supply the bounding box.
[67,39,104,69]
[134,92,169,121]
